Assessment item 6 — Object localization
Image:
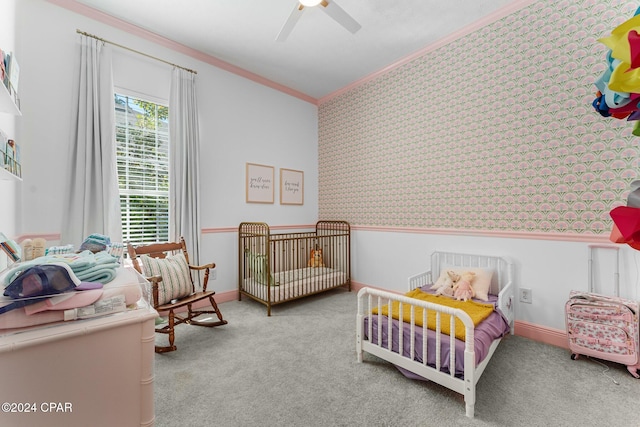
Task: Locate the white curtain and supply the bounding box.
[61,35,121,247]
[169,68,201,269]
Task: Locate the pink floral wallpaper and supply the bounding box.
[318,0,640,235]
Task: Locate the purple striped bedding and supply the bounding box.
[363,290,511,378]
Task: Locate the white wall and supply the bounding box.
[12,0,319,294]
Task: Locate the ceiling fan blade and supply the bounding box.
[276,3,305,42]
[320,0,361,34]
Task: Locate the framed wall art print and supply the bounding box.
[246,163,274,204]
[280,168,304,205]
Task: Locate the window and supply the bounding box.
[115,93,169,244]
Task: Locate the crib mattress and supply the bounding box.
[243,266,348,303]
[364,291,511,378]
[0,266,145,332]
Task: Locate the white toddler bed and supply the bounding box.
[356,251,515,419]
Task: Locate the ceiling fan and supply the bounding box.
[276,0,362,42]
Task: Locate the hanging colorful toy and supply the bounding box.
[593,7,640,135]
[596,8,640,247]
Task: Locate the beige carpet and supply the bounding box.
[153,288,640,426]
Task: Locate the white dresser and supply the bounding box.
[0,269,157,427]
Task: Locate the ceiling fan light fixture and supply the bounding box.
[277,0,360,41]
[299,0,322,7]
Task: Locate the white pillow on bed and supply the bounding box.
[440,266,494,301]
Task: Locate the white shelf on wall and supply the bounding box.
[0,166,21,182]
[0,82,20,116]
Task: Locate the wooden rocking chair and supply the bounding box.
[127,237,227,353]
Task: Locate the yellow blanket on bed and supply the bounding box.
[370,289,495,341]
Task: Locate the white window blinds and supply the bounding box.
[115,93,169,244]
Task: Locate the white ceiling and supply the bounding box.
[75,0,520,101]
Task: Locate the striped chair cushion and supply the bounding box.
[140,252,193,305]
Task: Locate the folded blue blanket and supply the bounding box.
[2,250,120,285]
[74,262,120,284]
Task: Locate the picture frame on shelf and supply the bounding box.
[8,52,18,95]
[6,139,15,170]
[0,47,5,84]
[3,139,18,175]
[2,51,11,92]
[0,129,7,169]
[13,140,19,167]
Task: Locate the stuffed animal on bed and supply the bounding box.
[431,270,459,297]
[308,249,325,268]
[453,271,476,302]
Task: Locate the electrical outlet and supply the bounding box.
[211,269,217,280]
[520,288,532,304]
